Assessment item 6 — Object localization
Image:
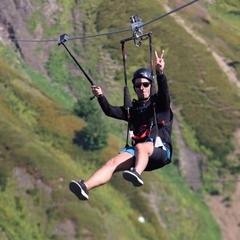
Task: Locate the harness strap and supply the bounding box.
[120,33,154,148]
[152,101,166,150]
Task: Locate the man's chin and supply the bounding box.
[139,95,150,101]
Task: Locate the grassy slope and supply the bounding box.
[0,56,221,239]
[0,51,221,239]
[1,0,239,239]
[164,0,240,190]
[95,0,240,193]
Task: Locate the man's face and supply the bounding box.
[134,78,151,101]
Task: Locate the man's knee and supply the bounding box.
[135,141,153,150]
[134,142,143,150]
[104,157,118,168]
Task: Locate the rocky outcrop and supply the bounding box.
[0,0,64,76]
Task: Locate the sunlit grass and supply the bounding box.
[1,0,239,239]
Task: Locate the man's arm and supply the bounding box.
[91,85,127,120]
[155,50,170,109]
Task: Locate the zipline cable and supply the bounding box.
[0,0,200,43]
[141,0,200,27]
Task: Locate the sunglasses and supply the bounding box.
[134,82,151,88]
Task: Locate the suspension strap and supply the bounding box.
[58,34,95,100]
[121,40,132,147]
[153,102,166,150]
[148,32,154,76]
[121,41,128,87]
[148,32,156,95]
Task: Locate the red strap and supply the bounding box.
[132,129,150,141]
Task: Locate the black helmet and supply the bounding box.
[132,68,154,83]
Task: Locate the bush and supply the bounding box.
[77,118,108,150]
[73,98,109,150]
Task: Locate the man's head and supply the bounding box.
[132,68,153,101]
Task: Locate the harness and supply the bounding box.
[118,15,156,148]
[119,15,172,156]
[130,97,168,151]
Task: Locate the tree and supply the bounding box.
[73,98,109,150]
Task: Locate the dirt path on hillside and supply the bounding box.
[205,180,240,240]
[163,3,240,89]
[162,2,240,240]
[171,109,203,192]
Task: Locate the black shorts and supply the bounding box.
[119,141,171,171]
[145,146,171,171]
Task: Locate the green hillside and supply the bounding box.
[0,0,239,239]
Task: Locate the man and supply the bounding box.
[69,50,173,200]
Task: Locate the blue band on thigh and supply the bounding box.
[119,146,135,156]
[119,138,171,159]
[146,138,154,143]
[119,138,153,156]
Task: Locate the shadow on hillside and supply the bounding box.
[73,130,87,148]
[227,61,240,68]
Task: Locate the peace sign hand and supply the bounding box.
[155,50,165,73]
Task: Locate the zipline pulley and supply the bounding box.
[130,15,148,47]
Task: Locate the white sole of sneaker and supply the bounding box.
[122,171,144,187]
[69,180,89,200]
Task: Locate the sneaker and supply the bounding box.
[69,180,89,200]
[122,167,144,187]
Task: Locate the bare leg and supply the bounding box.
[85,152,134,190]
[134,141,154,174]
